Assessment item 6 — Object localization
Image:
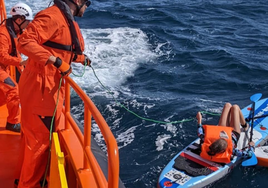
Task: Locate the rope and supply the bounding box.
[42,76,63,188]
[71,62,87,77]
[89,65,221,124]
[42,60,88,186]
[42,61,87,186]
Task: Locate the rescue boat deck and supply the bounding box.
[0,105,20,188]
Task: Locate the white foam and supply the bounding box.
[116,126,138,149]
[92,121,139,150]
[155,134,171,151]
[72,27,159,91]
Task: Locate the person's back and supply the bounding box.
[200,125,233,163]
[0,22,22,69]
[19,5,75,68]
[17,4,75,117]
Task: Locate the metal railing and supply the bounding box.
[64,76,119,188]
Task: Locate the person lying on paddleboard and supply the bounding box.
[196,102,254,163]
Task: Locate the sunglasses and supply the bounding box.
[84,0,91,7]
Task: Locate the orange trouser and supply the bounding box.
[0,68,20,124]
[17,64,63,188]
[18,111,52,188]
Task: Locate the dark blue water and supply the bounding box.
[8,0,268,187]
[77,1,268,188]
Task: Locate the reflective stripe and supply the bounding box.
[3,77,15,87]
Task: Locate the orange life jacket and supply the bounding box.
[0,18,23,81]
[0,18,22,69]
[17,1,85,117]
[200,125,233,163]
[42,0,85,63]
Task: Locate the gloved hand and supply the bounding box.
[83,54,91,66]
[53,57,72,77]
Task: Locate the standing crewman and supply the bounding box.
[17,0,91,187]
[0,2,33,132]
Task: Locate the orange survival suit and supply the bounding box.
[200,125,233,163]
[0,18,21,125]
[16,0,85,187]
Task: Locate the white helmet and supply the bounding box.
[10,2,33,21]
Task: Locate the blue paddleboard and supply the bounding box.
[158,97,268,188]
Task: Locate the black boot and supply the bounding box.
[6,122,21,133]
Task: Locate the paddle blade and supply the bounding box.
[242,153,258,167]
[250,93,262,103]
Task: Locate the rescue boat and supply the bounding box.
[0,0,125,187]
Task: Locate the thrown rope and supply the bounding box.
[89,65,221,124]
[42,76,63,188]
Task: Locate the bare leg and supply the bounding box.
[218,103,232,127]
[196,112,202,125]
[229,104,246,134]
[238,108,246,126]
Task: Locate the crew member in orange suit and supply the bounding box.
[16,0,91,187]
[0,2,33,132]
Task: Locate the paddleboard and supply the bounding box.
[158,97,268,188]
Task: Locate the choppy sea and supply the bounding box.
[6,0,268,187]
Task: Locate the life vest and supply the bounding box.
[42,0,84,61]
[5,18,18,57]
[0,18,22,81]
[200,125,233,163]
[0,18,17,58]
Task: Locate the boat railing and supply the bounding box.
[64,76,119,188]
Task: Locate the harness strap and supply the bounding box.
[5,18,17,57]
[53,0,83,55]
[43,40,72,52]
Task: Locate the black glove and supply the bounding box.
[83,54,91,66]
[53,57,72,77]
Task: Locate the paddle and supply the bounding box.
[246,113,268,121]
[241,150,258,167]
[245,93,267,121]
[249,93,262,142]
[242,93,262,167]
